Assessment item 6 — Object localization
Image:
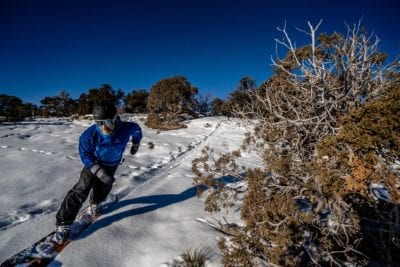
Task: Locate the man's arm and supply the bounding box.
[130,123,142,155]
[79,129,96,170]
[79,129,115,185]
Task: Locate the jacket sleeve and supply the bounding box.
[79,129,96,170]
[131,123,142,144]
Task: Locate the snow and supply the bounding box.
[0,115,259,266]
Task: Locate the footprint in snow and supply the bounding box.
[0,199,59,231]
[16,134,31,139]
[31,149,53,155]
[150,164,160,169]
[17,199,59,215]
[127,165,140,170]
[1,133,15,138]
[1,146,53,155]
[162,156,172,164]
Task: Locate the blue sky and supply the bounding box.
[1,0,399,105]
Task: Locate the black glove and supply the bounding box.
[130,142,140,155]
[90,164,115,185]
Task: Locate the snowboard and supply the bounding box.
[1,194,118,267]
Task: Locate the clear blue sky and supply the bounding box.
[1,0,399,105]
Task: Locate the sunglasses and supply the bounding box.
[95,115,117,127]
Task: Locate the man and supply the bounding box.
[54,102,142,244]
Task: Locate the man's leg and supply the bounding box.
[56,168,93,225]
[90,165,118,204]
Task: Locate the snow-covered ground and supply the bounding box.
[0,115,259,266]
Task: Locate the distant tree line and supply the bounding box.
[1,75,258,123]
[0,94,36,122]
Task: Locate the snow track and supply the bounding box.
[115,118,225,199]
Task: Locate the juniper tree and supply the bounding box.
[124,89,149,113]
[193,20,400,266]
[146,76,198,129]
[77,84,124,115]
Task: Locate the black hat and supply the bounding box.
[92,102,117,120]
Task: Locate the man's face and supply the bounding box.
[99,123,114,135]
[95,116,116,136]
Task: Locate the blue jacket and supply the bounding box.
[79,117,142,170]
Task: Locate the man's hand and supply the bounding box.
[90,164,115,185]
[130,142,140,155]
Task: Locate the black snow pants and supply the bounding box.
[56,165,118,226]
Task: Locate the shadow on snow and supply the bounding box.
[77,186,200,239]
[77,175,238,239]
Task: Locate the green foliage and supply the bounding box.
[226,90,252,115]
[315,84,400,200]
[309,84,400,264]
[192,146,241,212]
[210,98,225,116]
[180,247,213,267]
[77,84,124,115]
[237,76,257,92]
[146,76,198,129]
[0,94,34,122]
[222,76,258,117]
[145,113,188,130]
[124,89,149,113]
[147,75,197,114]
[192,21,400,266]
[40,91,77,117]
[194,94,211,114]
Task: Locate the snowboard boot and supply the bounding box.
[53,224,70,244]
[88,203,102,216]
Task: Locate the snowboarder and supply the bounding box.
[53,102,142,244]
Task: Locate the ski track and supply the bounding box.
[0,119,226,232]
[115,118,225,199]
